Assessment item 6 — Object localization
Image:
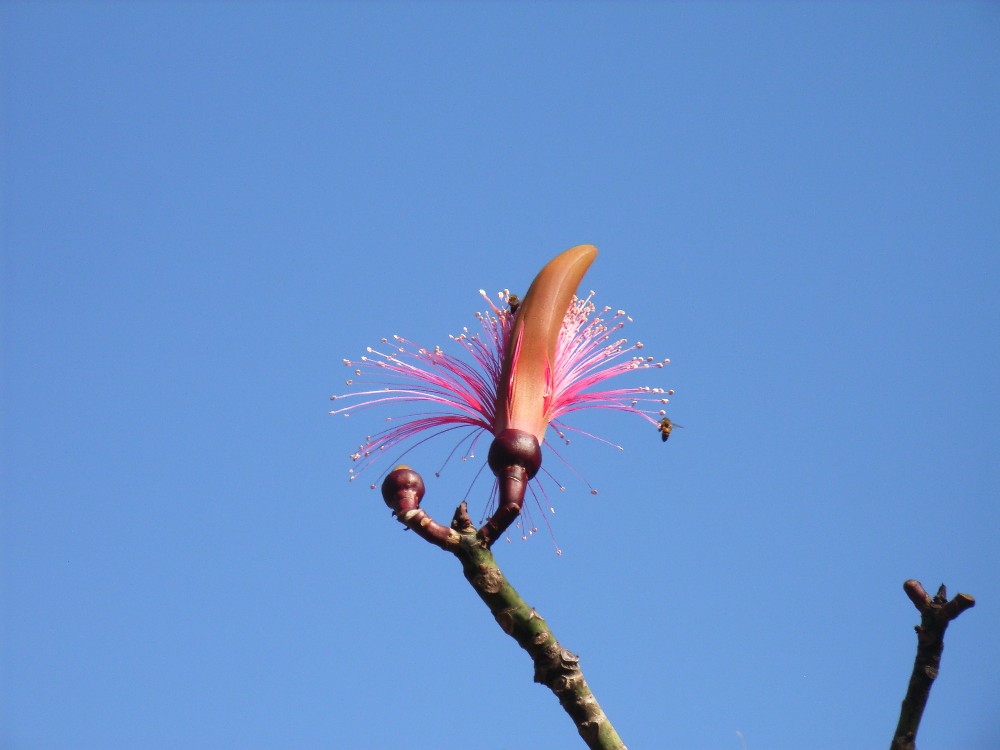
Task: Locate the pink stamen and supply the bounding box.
[332,289,671,498]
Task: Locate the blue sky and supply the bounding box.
[2,3,998,749]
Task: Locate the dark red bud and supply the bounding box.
[381,465,425,514]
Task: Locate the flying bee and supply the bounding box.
[658,416,682,442]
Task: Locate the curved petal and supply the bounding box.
[494,244,598,441]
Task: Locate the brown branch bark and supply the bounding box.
[890,580,975,750]
[382,466,627,750]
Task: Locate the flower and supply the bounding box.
[330,245,672,514]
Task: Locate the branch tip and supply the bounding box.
[903,579,931,611]
[932,584,948,605]
[942,593,975,621]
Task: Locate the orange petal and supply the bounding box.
[494,244,598,441]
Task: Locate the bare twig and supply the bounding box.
[890,580,975,750]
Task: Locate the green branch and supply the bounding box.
[383,466,627,750]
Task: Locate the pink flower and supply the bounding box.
[331,245,672,538]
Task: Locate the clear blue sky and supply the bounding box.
[3,3,998,749]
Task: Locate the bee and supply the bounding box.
[507,294,521,315]
[658,416,682,442]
